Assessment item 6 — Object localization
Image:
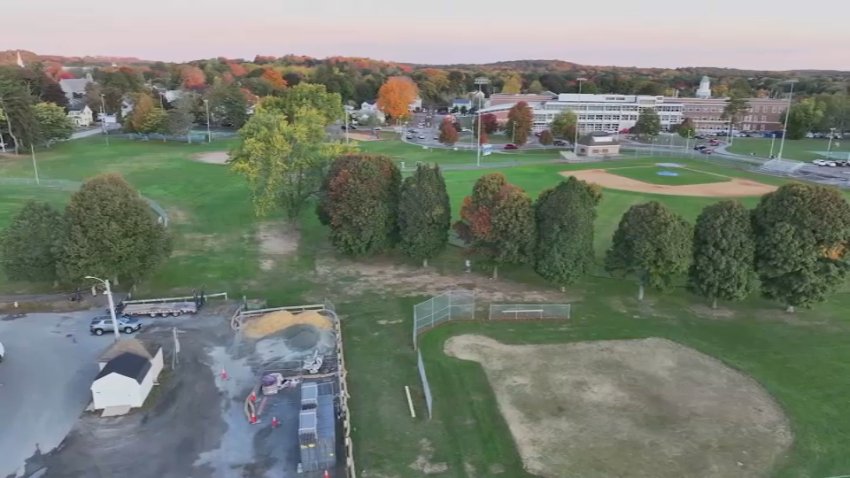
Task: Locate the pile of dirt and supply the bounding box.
[242,310,332,339]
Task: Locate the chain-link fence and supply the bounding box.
[412,289,475,348]
[417,350,433,420]
[488,303,571,321]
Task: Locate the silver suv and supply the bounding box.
[90,315,142,335]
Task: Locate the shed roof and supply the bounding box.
[98,338,153,363]
[95,352,151,384]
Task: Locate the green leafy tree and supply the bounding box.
[33,102,73,146]
[438,116,458,145]
[688,201,756,309]
[605,201,692,300]
[206,81,248,128]
[125,93,167,134]
[398,164,451,266]
[454,173,535,278]
[753,183,850,312]
[0,201,65,282]
[57,174,171,285]
[677,117,696,138]
[633,109,661,138]
[534,178,599,289]
[539,129,553,145]
[506,101,533,145]
[785,98,825,140]
[319,154,401,256]
[722,93,748,134]
[261,83,344,126]
[550,110,577,140]
[231,108,349,221]
[527,79,544,94]
[167,93,196,139]
[0,76,39,152]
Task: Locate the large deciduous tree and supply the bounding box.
[534,178,600,289]
[318,154,401,256]
[506,101,533,146]
[205,81,248,128]
[124,93,167,134]
[481,113,499,134]
[58,174,171,285]
[259,83,343,126]
[605,201,692,300]
[677,117,696,138]
[785,98,825,140]
[752,183,850,311]
[688,201,756,309]
[722,93,748,134]
[501,73,522,94]
[0,76,39,152]
[180,65,206,90]
[438,116,458,145]
[538,129,553,145]
[455,173,535,279]
[231,108,348,221]
[398,164,451,266]
[0,201,65,282]
[377,76,418,122]
[33,102,73,146]
[549,110,577,140]
[633,109,661,138]
[166,93,196,139]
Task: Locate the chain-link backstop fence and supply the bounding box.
[412,289,475,348]
[488,303,571,321]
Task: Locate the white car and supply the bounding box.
[813,159,827,166]
[0,341,5,362]
[827,161,838,167]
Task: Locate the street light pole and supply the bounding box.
[827,127,837,158]
[776,79,798,160]
[474,77,489,168]
[85,276,121,341]
[574,77,586,155]
[204,99,211,143]
[100,94,109,147]
[769,133,777,158]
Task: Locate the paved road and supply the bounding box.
[0,309,107,477]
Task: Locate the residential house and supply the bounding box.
[67,102,93,127]
[59,73,94,101]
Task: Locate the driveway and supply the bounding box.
[0,309,107,478]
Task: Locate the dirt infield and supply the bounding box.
[347,132,381,141]
[444,335,791,478]
[562,168,777,197]
[192,151,229,165]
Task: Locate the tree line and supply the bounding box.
[0,174,171,287]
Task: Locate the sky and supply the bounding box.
[2,0,847,70]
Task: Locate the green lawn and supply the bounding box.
[356,137,562,166]
[728,137,850,161]
[4,137,850,477]
[604,164,731,185]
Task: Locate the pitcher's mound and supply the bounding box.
[445,335,791,478]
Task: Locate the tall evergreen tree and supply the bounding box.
[688,201,756,308]
[0,201,65,282]
[753,183,850,311]
[57,174,171,285]
[534,178,600,289]
[605,201,692,300]
[319,154,401,256]
[398,164,451,266]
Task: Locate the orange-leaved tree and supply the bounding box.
[377,76,418,122]
[180,65,206,90]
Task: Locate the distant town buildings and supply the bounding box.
[59,73,93,101]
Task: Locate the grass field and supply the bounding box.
[604,164,730,185]
[728,137,850,161]
[4,138,850,476]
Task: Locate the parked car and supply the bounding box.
[709,139,720,146]
[461,128,471,133]
[694,144,708,150]
[700,148,714,155]
[90,315,142,336]
[813,159,828,166]
[694,135,706,140]
[553,139,567,146]
[418,135,425,139]
[0,340,4,363]
[504,143,518,150]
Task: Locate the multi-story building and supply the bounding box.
[676,97,788,134]
[480,93,683,134]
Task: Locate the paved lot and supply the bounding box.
[0,309,108,478]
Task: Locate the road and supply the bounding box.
[0,309,108,477]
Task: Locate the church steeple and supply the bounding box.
[16,51,24,68]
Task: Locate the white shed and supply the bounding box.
[91,340,163,415]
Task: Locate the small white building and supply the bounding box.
[67,104,93,127]
[577,132,621,157]
[408,96,422,112]
[91,339,163,415]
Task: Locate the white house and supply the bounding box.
[67,104,93,127]
[91,339,163,415]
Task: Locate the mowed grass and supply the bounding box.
[5,138,850,476]
[356,136,561,166]
[604,164,731,185]
[728,137,850,161]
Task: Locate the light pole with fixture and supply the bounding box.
[827,127,837,158]
[574,77,586,155]
[776,79,798,160]
[474,77,490,167]
[85,276,121,341]
[204,99,212,143]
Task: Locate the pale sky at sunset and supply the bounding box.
[2,0,846,70]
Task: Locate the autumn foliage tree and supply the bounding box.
[481,113,499,134]
[318,154,402,256]
[455,173,535,279]
[124,93,167,135]
[438,116,459,145]
[539,129,554,145]
[506,101,533,145]
[180,65,206,90]
[261,67,288,91]
[377,76,418,122]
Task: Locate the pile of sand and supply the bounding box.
[242,310,332,339]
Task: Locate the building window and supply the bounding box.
[761,115,766,121]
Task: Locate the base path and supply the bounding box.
[562,168,776,197]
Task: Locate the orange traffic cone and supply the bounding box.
[250,413,258,424]
[271,416,280,428]
[249,391,256,402]
[220,368,229,380]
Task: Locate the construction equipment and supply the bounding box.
[261,373,301,395]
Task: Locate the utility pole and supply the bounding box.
[100,94,109,147]
[86,276,121,341]
[30,144,39,184]
[204,99,212,143]
[776,79,798,160]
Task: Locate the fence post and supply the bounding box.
[447,291,452,321]
[430,296,435,330]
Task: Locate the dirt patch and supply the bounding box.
[408,438,448,474]
[167,207,191,225]
[191,151,229,165]
[314,256,574,303]
[444,335,792,478]
[257,222,300,271]
[347,132,382,141]
[689,303,736,319]
[562,168,777,197]
[376,319,403,325]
